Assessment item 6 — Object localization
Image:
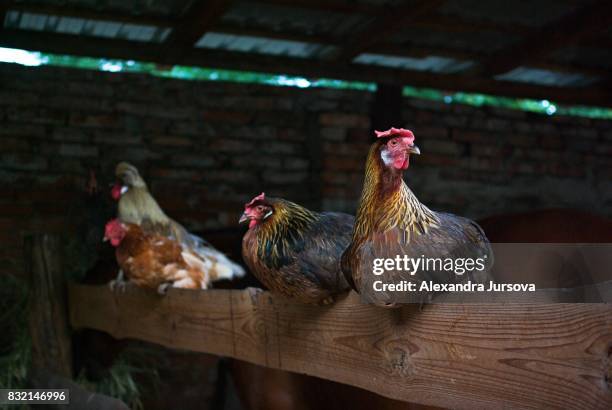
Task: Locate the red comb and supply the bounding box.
[245,192,265,209]
[374,127,415,142]
[104,218,121,235]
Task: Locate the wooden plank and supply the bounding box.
[69,284,612,410]
[1,29,610,107]
[25,234,72,378]
[161,0,232,63]
[479,0,612,76]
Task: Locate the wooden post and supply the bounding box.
[25,234,130,410]
[24,234,73,378]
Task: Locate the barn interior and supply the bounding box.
[1,1,611,409]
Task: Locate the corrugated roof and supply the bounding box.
[4,11,171,42]
[196,32,335,58]
[495,66,598,87]
[354,53,475,73]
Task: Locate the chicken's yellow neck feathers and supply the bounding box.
[256,199,317,238]
[118,186,169,225]
[353,143,438,240]
[252,199,317,267]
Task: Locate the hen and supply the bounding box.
[111,162,245,288]
[341,128,493,306]
[104,219,223,293]
[240,193,354,304]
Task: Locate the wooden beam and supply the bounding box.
[411,13,533,35]
[161,0,232,63]
[258,0,382,15]
[1,29,610,107]
[69,284,612,410]
[334,0,445,63]
[5,1,173,26]
[480,0,612,76]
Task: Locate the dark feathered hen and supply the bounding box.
[341,128,493,306]
[240,193,354,304]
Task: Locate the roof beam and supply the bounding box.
[257,0,381,15]
[1,29,609,108]
[333,0,445,63]
[161,0,232,63]
[479,0,612,77]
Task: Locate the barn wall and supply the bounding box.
[1,62,611,276]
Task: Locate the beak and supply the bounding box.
[239,212,249,224]
[408,144,420,155]
[103,236,108,242]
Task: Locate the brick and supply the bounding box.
[540,135,564,149]
[319,113,370,128]
[70,113,120,128]
[416,154,459,167]
[323,157,364,171]
[283,158,309,170]
[210,138,254,153]
[93,132,142,145]
[171,155,216,168]
[453,130,491,143]
[203,110,253,124]
[151,136,193,147]
[323,142,370,156]
[422,140,463,156]
[263,171,308,184]
[321,127,346,141]
[7,107,67,125]
[414,126,448,139]
[0,123,45,138]
[0,138,30,152]
[265,142,299,155]
[59,143,98,157]
[1,154,48,171]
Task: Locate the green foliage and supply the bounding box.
[76,345,163,410]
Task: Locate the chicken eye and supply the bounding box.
[389,139,398,147]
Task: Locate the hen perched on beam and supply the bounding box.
[341,128,493,307]
[110,162,245,289]
[104,219,219,293]
[240,193,353,304]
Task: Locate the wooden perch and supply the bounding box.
[69,284,612,410]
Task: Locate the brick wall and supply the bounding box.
[1,63,611,276]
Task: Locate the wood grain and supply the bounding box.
[25,234,73,378]
[69,284,612,409]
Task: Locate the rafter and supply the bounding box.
[1,28,609,108]
[161,0,232,63]
[333,0,445,63]
[479,0,612,77]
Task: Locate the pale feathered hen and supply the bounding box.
[110,162,245,289]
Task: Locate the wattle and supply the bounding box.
[111,183,123,200]
[394,156,409,170]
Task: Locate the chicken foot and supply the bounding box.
[109,269,127,292]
